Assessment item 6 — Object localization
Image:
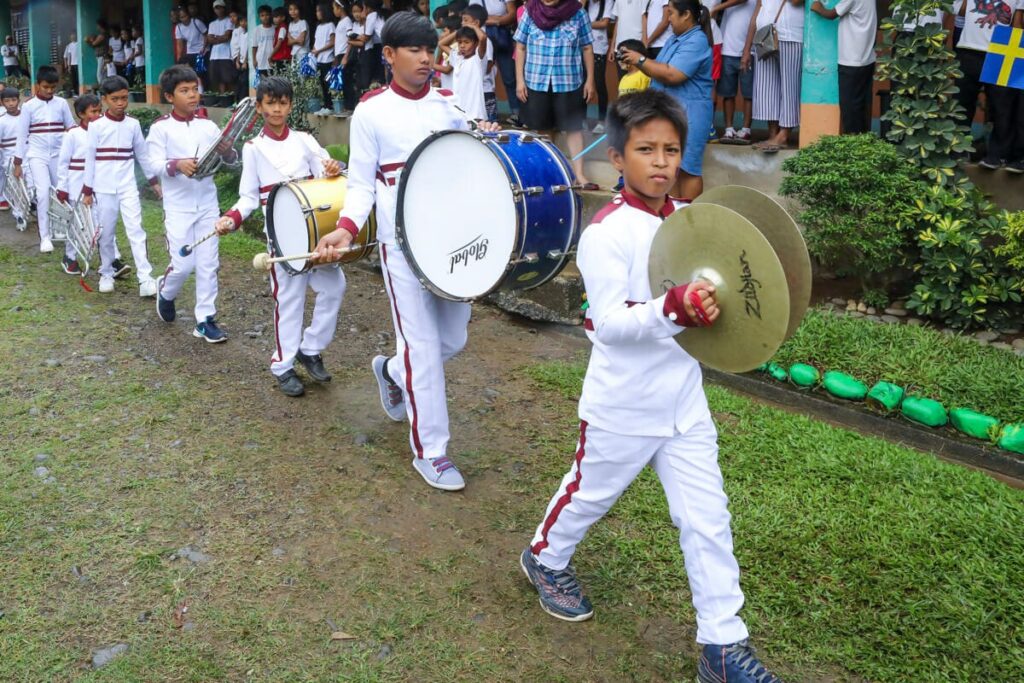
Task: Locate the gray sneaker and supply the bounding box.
[411,456,465,491]
[372,355,406,421]
[519,548,594,622]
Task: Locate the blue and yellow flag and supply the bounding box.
[981,25,1024,90]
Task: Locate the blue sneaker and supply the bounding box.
[156,277,175,322]
[519,548,594,622]
[193,317,227,343]
[698,640,784,683]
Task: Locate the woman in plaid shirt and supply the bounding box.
[514,0,600,189]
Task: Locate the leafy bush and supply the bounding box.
[215,168,265,240]
[780,134,923,293]
[325,144,349,164]
[277,62,320,135]
[130,107,165,136]
[996,211,1024,269]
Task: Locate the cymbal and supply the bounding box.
[648,203,791,373]
[694,186,811,340]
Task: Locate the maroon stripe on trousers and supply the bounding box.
[530,421,588,556]
[380,244,424,459]
[268,262,285,365]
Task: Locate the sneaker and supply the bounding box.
[0,200,9,210]
[709,124,718,140]
[519,548,594,622]
[698,641,784,683]
[612,176,624,193]
[193,316,227,343]
[506,113,523,128]
[735,127,752,144]
[316,107,332,116]
[61,256,82,275]
[979,158,1002,170]
[592,122,605,135]
[411,455,465,491]
[296,350,331,382]
[1005,160,1024,174]
[39,238,54,253]
[155,277,175,322]
[723,127,736,141]
[99,276,114,293]
[371,355,406,421]
[276,369,305,397]
[138,278,157,297]
[15,215,27,231]
[112,259,132,279]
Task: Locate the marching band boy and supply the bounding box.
[0,87,28,229]
[214,76,345,396]
[82,76,162,295]
[518,90,783,683]
[312,13,497,492]
[148,65,234,343]
[54,94,102,276]
[13,65,74,254]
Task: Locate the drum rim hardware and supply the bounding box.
[192,96,259,180]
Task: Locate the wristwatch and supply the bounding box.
[637,56,647,67]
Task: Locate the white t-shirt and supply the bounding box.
[64,41,79,66]
[708,0,724,46]
[469,0,512,17]
[208,17,235,60]
[314,22,335,63]
[439,49,454,90]
[133,37,145,67]
[176,20,207,55]
[588,0,616,56]
[253,24,275,70]
[835,0,877,66]
[957,0,1014,51]
[231,27,247,65]
[105,61,116,77]
[110,37,125,63]
[289,19,309,58]
[363,12,383,48]
[611,0,645,48]
[334,16,353,56]
[1,43,18,66]
[755,0,805,43]
[482,38,495,93]
[645,0,670,49]
[450,51,487,121]
[721,0,756,57]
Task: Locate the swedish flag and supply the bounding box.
[981,25,1024,90]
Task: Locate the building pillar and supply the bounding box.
[0,0,11,48]
[799,6,840,146]
[76,0,101,93]
[27,0,54,84]
[143,0,176,103]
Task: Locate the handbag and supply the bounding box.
[753,0,787,60]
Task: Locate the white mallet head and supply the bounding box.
[252,252,272,271]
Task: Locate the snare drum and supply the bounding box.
[396,130,581,301]
[266,175,376,275]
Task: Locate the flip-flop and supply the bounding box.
[758,144,781,154]
[580,182,601,191]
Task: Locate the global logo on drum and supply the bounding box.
[448,234,490,274]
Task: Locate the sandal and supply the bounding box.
[580,182,601,191]
[758,144,781,154]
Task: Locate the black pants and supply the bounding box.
[235,66,249,103]
[69,65,79,94]
[342,57,359,110]
[985,85,1024,164]
[358,45,384,91]
[956,47,995,136]
[594,53,609,120]
[838,63,874,134]
[317,62,332,108]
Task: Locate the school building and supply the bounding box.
[4,0,866,143]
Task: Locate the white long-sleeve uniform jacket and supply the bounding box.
[14,95,74,164]
[336,84,468,244]
[0,110,22,164]
[146,111,227,214]
[578,193,708,437]
[83,111,159,195]
[55,124,90,200]
[224,126,329,228]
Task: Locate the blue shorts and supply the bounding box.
[718,55,753,99]
[681,98,713,177]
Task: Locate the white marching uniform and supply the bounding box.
[224,126,346,377]
[0,110,28,220]
[83,111,160,282]
[147,111,227,322]
[337,84,471,461]
[528,192,750,647]
[14,95,75,244]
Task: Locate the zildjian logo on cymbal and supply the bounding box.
[738,250,762,320]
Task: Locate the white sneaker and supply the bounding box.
[99,276,114,293]
[138,278,157,297]
[372,355,407,422]
[723,127,737,140]
[39,238,53,253]
[15,215,27,231]
[412,456,466,491]
[592,122,605,135]
[317,107,332,116]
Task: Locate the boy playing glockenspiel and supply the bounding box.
[518,90,785,683]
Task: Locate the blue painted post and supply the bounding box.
[800,5,840,145]
[27,0,53,83]
[76,0,101,92]
[143,0,176,103]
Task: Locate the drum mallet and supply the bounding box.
[573,134,607,161]
[252,244,376,271]
[179,228,219,257]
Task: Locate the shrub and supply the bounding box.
[780,134,923,294]
[996,211,1024,269]
[130,107,164,136]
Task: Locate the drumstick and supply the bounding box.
[252,243,375,271]
[179,228,218,257]
[573,134,607,161]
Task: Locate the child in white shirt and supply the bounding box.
[437,26,487,122]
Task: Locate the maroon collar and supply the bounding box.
[619,189,674,218]
[389,81,430,101]
[170,109,195,122]
[261,125,290,141]
[105,110,126,122]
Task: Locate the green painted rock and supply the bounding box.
[788,363,820,388]
[766,362,789,382]
[822,371,867,400]
[998,424,1024,454]
[866,381,904,412]
[901,396,948,428]
[949,408,1000,441]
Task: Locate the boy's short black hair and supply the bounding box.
[462,4,487,24]
[455,26,478,43]
[258,4,272,13]
[74,93,101,116]
[432,4,449,21]
[159,64,200,96]
[1,87,19,101]
[36,65,60,84]
[442,15,461,32]
[100,75,131,94]
[256,75,293,102]
[381,11,438,50]
[606,90,688,155]
[616,39,646,57]
[448,0,468,13]
[272,6,286,17]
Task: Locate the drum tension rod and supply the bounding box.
[302,204,333,214]
[551,184,585,193]
[546,249,576,260]
[511,253,540,264]
[513,186,545,198]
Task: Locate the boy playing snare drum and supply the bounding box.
[519,90,785,683]
[215,76,345,397]
[311,12,498,492]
